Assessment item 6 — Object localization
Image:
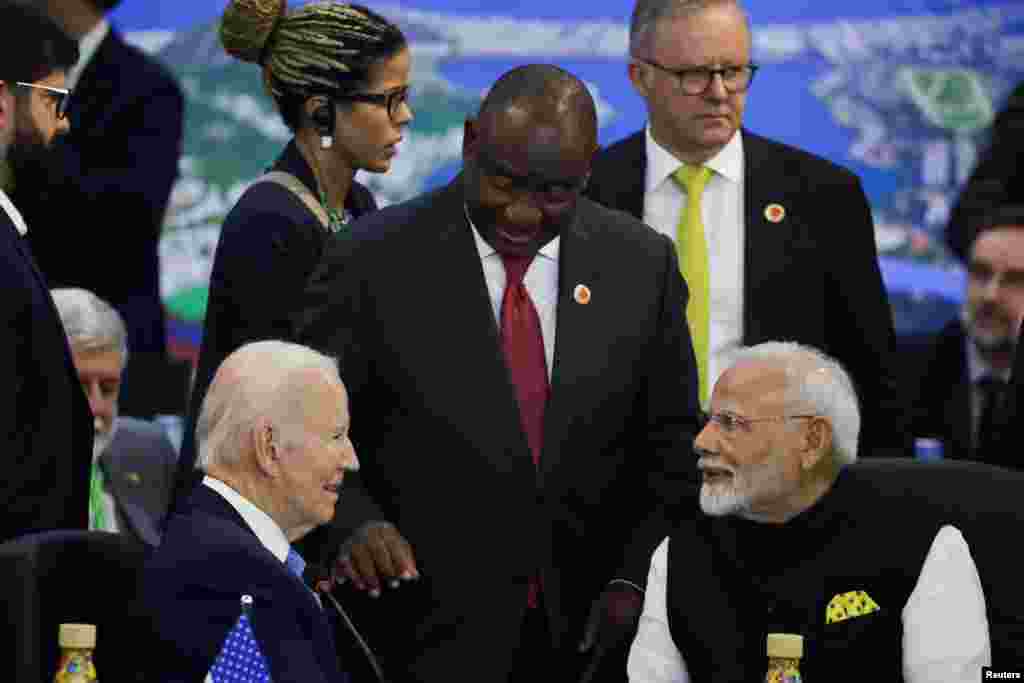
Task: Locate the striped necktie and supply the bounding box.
[672,164,713,407]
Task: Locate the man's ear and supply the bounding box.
[627,61,650,99]
[252,417,282,477]
[801,417,833,471]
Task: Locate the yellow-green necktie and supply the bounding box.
[89,462,107,531]
[673,164,713,407]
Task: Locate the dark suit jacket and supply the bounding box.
[173,140,378,515]
[101,416,178,548]
[906,319,973,462]
[586,129,906,456]
[142,485,347,682]
[294,176,701,682]
[0,205,93,543]
[15,27,184,355]
[946,80,1024,261]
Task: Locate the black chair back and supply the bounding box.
[0,530,148,681]
[851,457,1024,665]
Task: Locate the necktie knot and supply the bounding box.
[500,253,533,287]
[672,164,712,196]
[285,547,306,581]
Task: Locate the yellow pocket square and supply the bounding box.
[826,590,881,624]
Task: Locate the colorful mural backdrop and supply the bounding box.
[109,0,1024,356]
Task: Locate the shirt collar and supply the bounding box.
[0,188,29,236]
[67,18,110,91]
[464,204,561,262]
[202,475,291,563]
[644,125,744,193]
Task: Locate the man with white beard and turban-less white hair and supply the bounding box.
[52,287,178,548]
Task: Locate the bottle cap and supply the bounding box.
[58,623,96,649]
[766,633,802,659]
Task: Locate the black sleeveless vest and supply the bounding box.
[665,467,954,682]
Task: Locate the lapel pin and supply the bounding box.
[574,284,591,305]
[125,472,141,485]
[764,203,786,223]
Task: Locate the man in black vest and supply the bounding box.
[627,342,991,683]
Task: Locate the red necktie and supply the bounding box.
[500,254,549,468]
[500,253,549,609]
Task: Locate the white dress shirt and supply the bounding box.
[0,188,29,236]
[66,19,110,92]
[202,476,291,563]
[627,525,991,683]
[467,210,560,379]
[643,128,745,398]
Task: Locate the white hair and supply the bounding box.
[195,340,341,472]
[729,341,860,465]
[51,287,129,362]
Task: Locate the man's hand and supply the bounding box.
[335,520,419,598]
[578,582,644,654]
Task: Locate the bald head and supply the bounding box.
[478,64,598,146]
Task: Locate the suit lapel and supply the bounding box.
[616,134,647,220]
[101,445,161,547]
[946,335,973,459]
[541,204,604,483]
[426,180,535,471]
[741,131,803,343]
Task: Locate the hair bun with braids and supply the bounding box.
[220,0,288,64]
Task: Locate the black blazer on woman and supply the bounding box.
[173,141,377,506]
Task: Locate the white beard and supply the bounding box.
[700,480,753,517]
[93,413,120,461]
[698,455,788,519]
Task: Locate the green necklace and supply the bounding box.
[320,190,351,234]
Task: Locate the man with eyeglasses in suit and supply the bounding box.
[0,0,93,543]
[586,0,905,459]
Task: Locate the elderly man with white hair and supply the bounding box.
[52,287,178,548]
[142,340,360,683]
[627,342,991,683]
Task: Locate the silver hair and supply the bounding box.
[195,340,341,472]
[729,341,860,465]
[629,0,745,56]
[50,287,129,362]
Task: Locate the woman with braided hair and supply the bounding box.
[175,0,411,509]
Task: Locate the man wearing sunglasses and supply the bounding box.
[0,1,93,543]
[587,0,905,460]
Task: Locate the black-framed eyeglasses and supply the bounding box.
[336,85,409,122]
[15,81,71,119]
[634,58,759,96]
[699,410,817,434]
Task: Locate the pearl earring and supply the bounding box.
[320,135,334,150]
